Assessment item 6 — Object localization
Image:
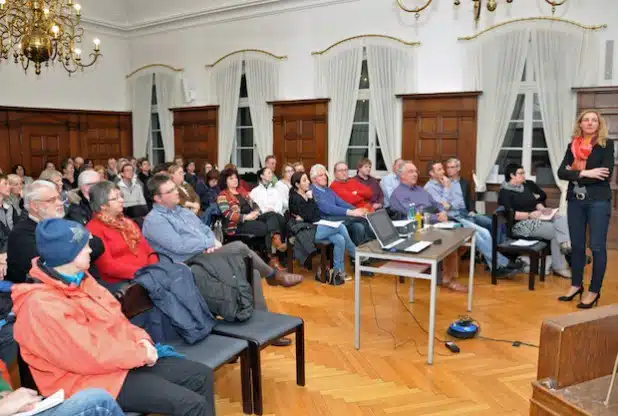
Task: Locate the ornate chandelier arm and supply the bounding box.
[396,0,433,13]
[544,0,568,5]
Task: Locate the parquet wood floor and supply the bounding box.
[212,253,618,415]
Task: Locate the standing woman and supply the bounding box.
[557,110,614,308]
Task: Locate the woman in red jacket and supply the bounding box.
[86,181,157,290]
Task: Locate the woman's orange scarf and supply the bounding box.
[571,136,595,171]
[95,212,142,254]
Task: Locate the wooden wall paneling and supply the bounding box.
[78,113,132,167]
[0,112,11,174]
[172,106,219,170]
[399,92,481,185]
[271,98,329,171]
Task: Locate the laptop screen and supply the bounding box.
[367,210,401,247]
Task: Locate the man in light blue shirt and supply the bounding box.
[380,158,403,208]
[424,161,517,277]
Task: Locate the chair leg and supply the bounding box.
[491,250,498,285]
[287,243,294,273]
[249,342,263,416]
[540,251,547,282]
[529,255,538,291]
[328,245,334,269]
[320,248,328,283]
[295,323,306,386]
[239,349,253,415]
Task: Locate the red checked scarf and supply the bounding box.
[571,136,595,171]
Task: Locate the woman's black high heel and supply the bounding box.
[558,287,583,302]
[577,293,600,309]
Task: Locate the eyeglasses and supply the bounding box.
[284,169,294,173]
[158,186,178,196]
[516,170,526,176]
[108,193,124,202]
[38,195,62,204]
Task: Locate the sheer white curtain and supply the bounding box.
[315,44,363,173]
[366,42,416,168]
[212,55,243,168]
[154,72,181,161]
[129,73,153,158]
[468,28,530,191]
[531,26,600,210]
[245,55,279,163]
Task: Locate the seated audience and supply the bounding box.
[174,156,184,167]
[6,174,23,215]
[293,162,305,173]
[143,174,302,287]
[12,218,215,416]
[137,158,152,186]
[499,163,571,278]
[265,155,278,184]
[73,156,85,173]
[250,167,285,216]
[44,161,56,172]
[0,175,19,280]
[390,161,466,292]
[425,161,517,277]
[202,161,214,176]
[83,159,94,172]
[11,164,33,186]
[38,169,69,210]
[381,158,404,208]
[330,162,375,212]
[184,161,198,188]
[444,158,491,228]
[66,170,102,225]
[118,163,147,210]
[223,164,251,192]
[289,171,356,281]
[61,159,76,191]
[106,158,118,182]
[217,168,288,268]
[195,170,221,227]
[309,164,374,246]
[93,164,107,182]
[354,158,384,209]
[169,164,201,217]
[275,163,294,212]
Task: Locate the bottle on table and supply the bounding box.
[415,207,423,229]
[408,203,418,232]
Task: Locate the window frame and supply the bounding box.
[232,66,259,174]
[147,74,166,166]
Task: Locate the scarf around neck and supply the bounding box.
[501,181,524,193]
[571,136,595,171]
[95,212,141,254]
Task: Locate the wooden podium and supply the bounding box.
[530,305,618,415]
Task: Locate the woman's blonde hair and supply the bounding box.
[573,109,609,147]
[281,162,293,177]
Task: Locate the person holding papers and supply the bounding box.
[425,161,516,278]
[289,172,357,282]
[390,161,466,292]
[499,163,571,278]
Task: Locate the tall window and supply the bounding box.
[346,53,387,174]
[494,57,554,185]
[232,65,259,172]
[148,74,165,166]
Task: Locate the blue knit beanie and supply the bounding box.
[35,219,91,268]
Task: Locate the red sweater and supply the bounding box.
[330,179,374,211]
[87,217,157,283]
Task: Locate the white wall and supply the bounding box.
[128,0,618,106]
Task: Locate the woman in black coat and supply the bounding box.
[557,110,614,308]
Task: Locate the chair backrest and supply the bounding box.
[117,283,154,319]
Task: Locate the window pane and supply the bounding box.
[151,82,157,105]
[532,122,547,148]
[521,63,526,82]
[152,130,163,148]
[496,149,523,174]
[353,100,369,122]
[346,148,368,169]
[510,94,525,120]
[532,151,555,186]
[503,122,524,148]
[375,147,387,171]
[239,74,248,98]
[533,94,542,120]
[237,149,254,168]
[153,149,165,166]
[237,107,252,126]
[349,124,369,146]
[151,113,160,131]
[237,128,254,148]
[359,60,369,89]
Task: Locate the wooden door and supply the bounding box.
[77,113,132,167]
[272,99,328,171]
[400,92,480,185]
[172,106,219,171]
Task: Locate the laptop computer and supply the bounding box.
[367,210,432,253]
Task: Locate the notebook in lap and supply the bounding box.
[367,210,432,253]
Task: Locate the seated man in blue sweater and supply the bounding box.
[309,164,375,247]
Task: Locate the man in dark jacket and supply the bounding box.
[65,170,102,225]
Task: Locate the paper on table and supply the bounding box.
[392,220,413,227]
[15,389,65,416]
[510,239,539,247]
[314,220,344,228]
[404,241,433,253]
[539,208,559,221]
[432,222,457,229]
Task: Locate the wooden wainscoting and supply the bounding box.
[399,91,481,185]
[0,107,131,176]
[171,105,219,169]
[271,98,329,170]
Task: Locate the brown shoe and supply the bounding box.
[267,271,303,287]
[272,337,292,347]
[268,258,286,271]
[272,234,288,252]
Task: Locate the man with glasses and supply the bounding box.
[330,162,375,212]
[66,170,103,225]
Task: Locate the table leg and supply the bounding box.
[468,234,475,312]
[354,251,361,350]
[408,278,415,303]
[428,260,440,365]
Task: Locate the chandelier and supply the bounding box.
[0,0,101,75]
[397,0,568,24]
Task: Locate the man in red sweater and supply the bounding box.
[330,162,374,212]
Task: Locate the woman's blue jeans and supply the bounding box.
[40,388,124,416]
[314,224,356,272]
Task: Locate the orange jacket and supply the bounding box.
[11,259,152,398]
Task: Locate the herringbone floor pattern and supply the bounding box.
[212,254,618,415]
